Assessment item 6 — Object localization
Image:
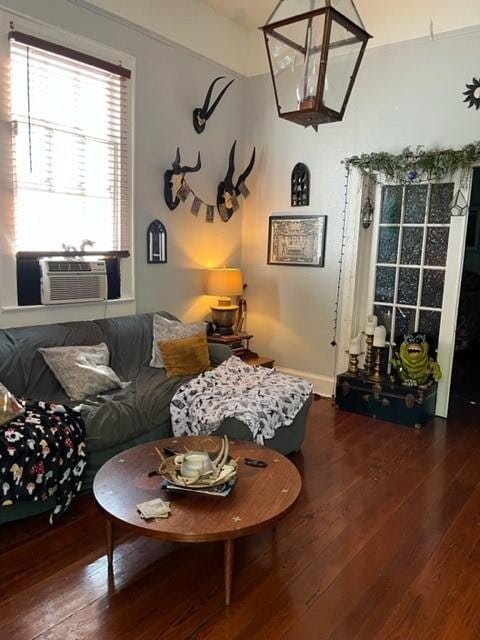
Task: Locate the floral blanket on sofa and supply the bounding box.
[170,356,312,444]
[0,401,87,524]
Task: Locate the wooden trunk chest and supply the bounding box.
[336,372,437,429]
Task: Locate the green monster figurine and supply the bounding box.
[390,333,442,387]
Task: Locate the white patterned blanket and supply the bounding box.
[170,356,313,444]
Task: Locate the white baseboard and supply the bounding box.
[276,366,335,398]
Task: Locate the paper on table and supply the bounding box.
[136,498,171,520]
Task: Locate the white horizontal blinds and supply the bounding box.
[9,33,130,253]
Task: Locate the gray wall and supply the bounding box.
[242,26,480,386]
[1,0,245,322]
[2,1,480,386]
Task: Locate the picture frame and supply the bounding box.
[267,214,327,267]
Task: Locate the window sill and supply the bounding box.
[16,251,130,258]
[0,298,136,328]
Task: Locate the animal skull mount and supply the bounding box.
[156,435,238,488]
[193,76,235,134]
[217,140,256,222]
[164,147,202,211]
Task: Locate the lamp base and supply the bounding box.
[211,305,238,336]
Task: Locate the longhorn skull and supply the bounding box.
[164,148,202,211]
[217,140,256,221]
[193,76,235,134]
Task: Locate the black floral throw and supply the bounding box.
[0,401,87,524]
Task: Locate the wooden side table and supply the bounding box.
[241,353,275,368]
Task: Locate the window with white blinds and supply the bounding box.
[9,32,131,253]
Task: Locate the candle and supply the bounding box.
[365,314,378,336]
[349,334,362,355]
[373,325,387,347]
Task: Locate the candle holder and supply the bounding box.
[368,346,384,382]
[345,351,364,376]
[362,333,374,377]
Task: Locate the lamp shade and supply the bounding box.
[206,268,243,297]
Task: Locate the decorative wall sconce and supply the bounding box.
[291,162,310,207]
[361,177,375,228]
[361,196,374,228]
[147,219,167,263]
[260,0,372,131]
[450,189,468,217]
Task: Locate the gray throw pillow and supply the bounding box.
[39,343,129,401]
[150,314,206,369]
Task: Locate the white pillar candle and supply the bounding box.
[349,334,362,355]
[365,314,378,336]
[373,325,387,347]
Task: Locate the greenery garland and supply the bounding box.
[345,141,480,184]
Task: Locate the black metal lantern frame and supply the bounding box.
[260,0,371,130]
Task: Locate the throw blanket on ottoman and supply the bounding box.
[170,356,313,444]
[0,401,87,524]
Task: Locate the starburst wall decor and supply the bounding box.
[463,77,480,110]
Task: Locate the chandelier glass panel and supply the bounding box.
[261,0,371,130]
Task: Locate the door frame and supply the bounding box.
[337,167,475,418]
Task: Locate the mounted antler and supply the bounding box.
[217,140,256,221]
[164,147,202,211]
[193,76,235,134]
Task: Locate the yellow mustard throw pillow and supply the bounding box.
[158,332,211,377]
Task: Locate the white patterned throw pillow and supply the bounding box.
[150,314,206,369]
[39,343,129,401]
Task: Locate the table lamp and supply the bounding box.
[206,268,243,335]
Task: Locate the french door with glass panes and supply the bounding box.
[368,177,469,417]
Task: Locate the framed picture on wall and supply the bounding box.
[267,214,327,267]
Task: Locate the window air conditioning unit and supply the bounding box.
[40,259,108,305]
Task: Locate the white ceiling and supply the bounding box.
[202,0,276,31]
[86,0,480,76]
[202,0,480,49]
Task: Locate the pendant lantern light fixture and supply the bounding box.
[260,0,371,130]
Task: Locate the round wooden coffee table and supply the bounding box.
[93,435,301,604]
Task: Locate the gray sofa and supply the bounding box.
[0,312,311,523]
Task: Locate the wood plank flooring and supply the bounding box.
[1,399,480,639]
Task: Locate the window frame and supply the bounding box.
[371,181,452,350]
[0,10,135,324]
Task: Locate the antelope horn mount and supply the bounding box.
[217,140,256,222]
[193,76,235,134]
[164,147,202,211]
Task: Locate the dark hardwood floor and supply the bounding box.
[2,399,480,639]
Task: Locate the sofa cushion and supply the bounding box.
[159,332,210,377]
[150,314,206,369]
[0,322,104,400]
[95,312,178,380]
[0,331,24,397]
[80,365,188,452]
[39,343,129,401]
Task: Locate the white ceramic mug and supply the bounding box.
[180,451,213,478]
